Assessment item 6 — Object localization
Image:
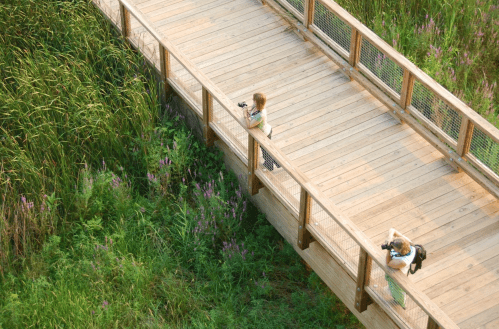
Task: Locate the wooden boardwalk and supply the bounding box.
[95,0,499,328]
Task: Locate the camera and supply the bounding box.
[381,242,394,250]
[237,101,247,108]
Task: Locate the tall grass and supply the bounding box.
[334,0,499,124]
[0,0,159,273]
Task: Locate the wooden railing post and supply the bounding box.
[248,135,264,195]
[119,2,131,38]
[159,44,172,98]
[354,248,373,312]
[457,117,475,157]
[400,69,415,110]
[304,0,315,28]
[427,317,441,329]
[349,28,362,68]
[202,87,216,147]
[298,188,313,250]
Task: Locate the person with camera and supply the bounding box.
[238,92,280,171]
[383,228,416,309]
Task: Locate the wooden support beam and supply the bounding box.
[457,117,474,157]
[202,87,216,147]
[119,2,131,38]
[248,135,264,195]
[159,44,171,97]
[355,248,373,312]
[298,188,313,250]
[400,69,415,110]
[304,0,315,28]
[348,28,362,68]
[427,317,440,329]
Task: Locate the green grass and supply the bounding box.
[0,1,364,327]
[332,0,499,124]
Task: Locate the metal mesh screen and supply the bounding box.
[368,262,429,329]
[258,144,300,212]
[93,0,121,27]
[127,14,159,69]
[411,80,462,144]
[313,1,351,55]
[212,99,248,157]
[359,39,403,95]
[169,56,203,110]
[469,127,499,176]
[310,198,359,276]
[282,0,305,15]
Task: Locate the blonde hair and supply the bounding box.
[253,92,266,111]
[392,238,411,255]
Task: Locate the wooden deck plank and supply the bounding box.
[324,144,437,197]
[364,183,491,243]
[316,135,429,190]
[114,0,499,327]
[451,282,499,326]
[341,163,455,217]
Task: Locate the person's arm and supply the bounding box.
[388,228,413,244]
[245,108,263,129]
[388,258,408,270]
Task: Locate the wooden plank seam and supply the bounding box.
[108,1,466,328]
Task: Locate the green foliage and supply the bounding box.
[333,0,499,123]
[0,1,364,328]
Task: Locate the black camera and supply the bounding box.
[381,242,394,250]
[237,101,247,108]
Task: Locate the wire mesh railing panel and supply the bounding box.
[258,144,300,213]
[410,80,462,144]
[169,55,203,109]
[212,100,248,157]
[368,262,429,329]
[313,1,351,56]
[310,198,359,276]
[128,14,160,69]
[359,38,403,95]
[281,0,305,15]
[469,127,499,176]
[93,0,121,27]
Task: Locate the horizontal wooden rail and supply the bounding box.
[108,1,462,328]
[269,0,499,200]
[314,0,499,145]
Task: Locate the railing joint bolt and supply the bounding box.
[299,225,302,229]
[356,303,359,307]
[357,287,360,291]
[299,240,302,244]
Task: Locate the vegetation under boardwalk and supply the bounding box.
[95,0,499,327]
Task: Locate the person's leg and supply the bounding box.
[385,274,407,309]
[261,146,274,171]
[262,130,274,171]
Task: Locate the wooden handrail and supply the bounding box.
[112,1,461,327]
[314,0,499,146]
[269,0,499,196]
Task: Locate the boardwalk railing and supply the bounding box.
[269,0,499,201]
[91,0,469,328]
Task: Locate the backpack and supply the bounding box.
[408,244,426,275]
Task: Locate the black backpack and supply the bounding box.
[408,244,426,275]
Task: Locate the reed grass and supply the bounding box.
[0,0,159,273]
[334,0,499,124]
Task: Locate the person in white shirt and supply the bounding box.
[385,228,416,309]
[241,92,280,171]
